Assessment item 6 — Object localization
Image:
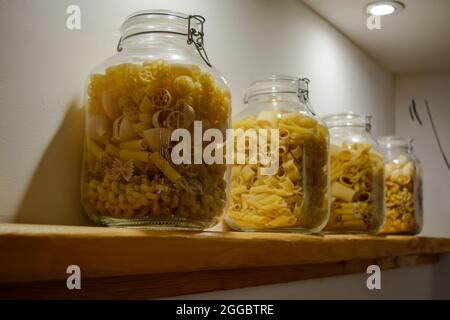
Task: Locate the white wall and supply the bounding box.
[394,73,450,238]
[178,254,450,299]
[0,0,394,225]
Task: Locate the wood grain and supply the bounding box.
[1,223,450,284]
[0,254,438,299]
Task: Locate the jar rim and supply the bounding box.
[118,10,212,66]
[244,75,303,102]
[323,112,371,128]
[379,136,413,148]
[124,10,190,22]
[248,75,299,86]
[120,10,201,39]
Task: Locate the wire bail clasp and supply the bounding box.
[116,13,212,67]
[187,15,212,67]
[117,37,124,52]
[365,115,373,132]
[298,78,316,115]
[298,78,310,103]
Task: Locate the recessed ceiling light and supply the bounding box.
[366,1,404,16]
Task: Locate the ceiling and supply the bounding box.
[303,0,450,75]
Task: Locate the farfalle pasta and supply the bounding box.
[226,111,329,231]
[82,60,230,227]
[324,143,385,232]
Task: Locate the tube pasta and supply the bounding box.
[241,165,256,182]
[267,215,296,228]
[142,128,171,152]
[331,182,355,202]
[105,143,120,158]
[256,110,279,128]
[182,104,195,128]
[112,116,139,142]
[86,138,106,161]
[324,143,385,233]
[380,155,419,234]
[120,150,150,163]
[338,176,353,188]
[340,213,366,222]
[87,115,112,145]
[356,191,370,202]
[149,152,181,184]
[152,110,170,128]
[119,139,148,151]
[139,113,152,124]
[132,122,149,133]
[227,111,329,231]
[279,129,290,139]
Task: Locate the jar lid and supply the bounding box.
[120,10,197,40]
[379,136,413,148]
[243,76,315,115]
[323,112,372,128]
[117,10,211,66]
[244,76,308,103]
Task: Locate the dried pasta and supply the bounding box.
[226,111,329,231]
[380,155,420,234]
[82,60,230,223]
[324,143,385,233]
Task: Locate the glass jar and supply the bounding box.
[378,137,423,235]
[81,10,231,229]
[224,76,330,233]
[323,113,385,234]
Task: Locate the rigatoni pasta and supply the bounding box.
[324,143,385,233]
[226,110,329,231]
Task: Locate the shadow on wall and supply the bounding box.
[432,253,450,299]
[14,98,93,226]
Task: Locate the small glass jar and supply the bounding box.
[323,113,385,234]
[378,137,423,235]
[225,76,330,233]
[81,10,231,229]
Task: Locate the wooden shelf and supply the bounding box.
[1,223,450,299]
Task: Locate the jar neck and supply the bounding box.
[329,125,371,135]
[323,113,371,132]
[246,92,312,114]
[120,33,191,51]
[382,145,413,153]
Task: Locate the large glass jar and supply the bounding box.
[81,11,231,229]
[323,113,385,234]
[378,137,423,235]
[225,76,329,233]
